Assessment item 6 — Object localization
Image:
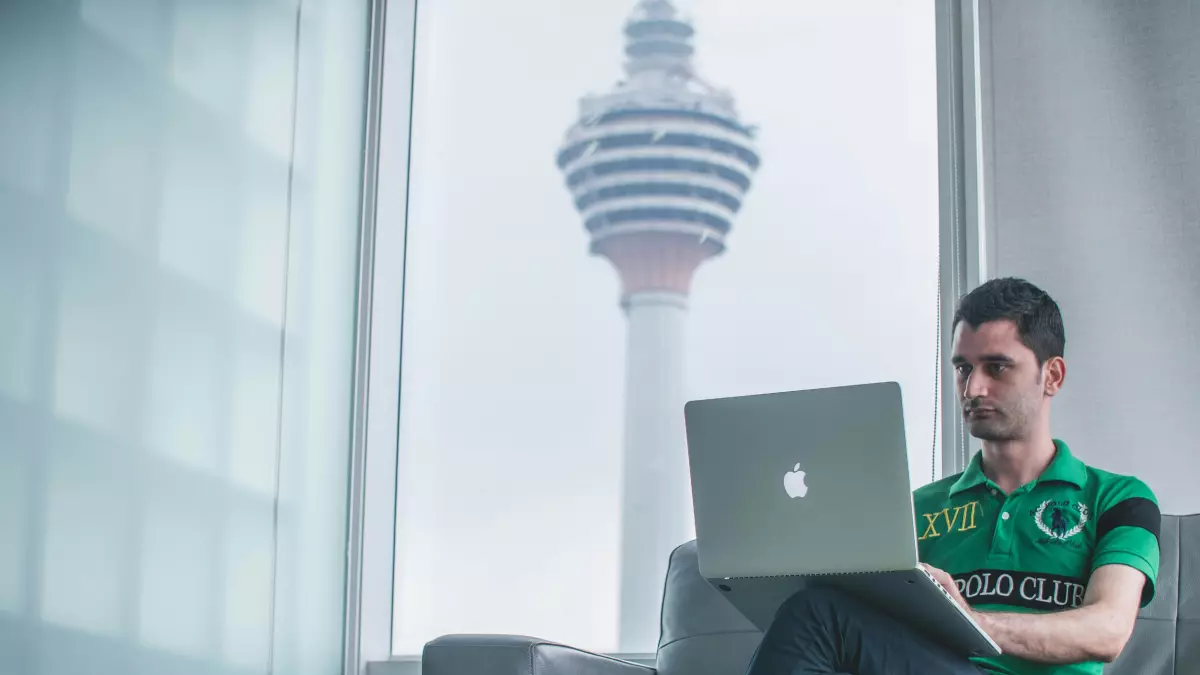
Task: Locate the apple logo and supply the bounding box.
[784,463,808,499]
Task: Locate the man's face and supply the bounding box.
[950,319,1056,442]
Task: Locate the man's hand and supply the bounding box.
[920,563,972,613]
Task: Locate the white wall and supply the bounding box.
[979,0,1200,514]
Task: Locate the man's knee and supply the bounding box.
[761,586,854,644]
[779,585,852,615]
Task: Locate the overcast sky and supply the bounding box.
[386,0,940,655]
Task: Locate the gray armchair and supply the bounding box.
[424,514,1199,675]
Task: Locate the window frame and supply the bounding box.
[352,0,994,670]
[935,0,993,478]
[342,0,415,674]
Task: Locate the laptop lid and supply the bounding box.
[684,381,920,580]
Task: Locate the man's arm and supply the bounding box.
[974,565,1144,663]
[924,563,1145,664]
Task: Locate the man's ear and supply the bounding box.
[1044,356,1067,396]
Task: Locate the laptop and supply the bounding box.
[683,381,1000,658]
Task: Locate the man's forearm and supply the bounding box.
[973,605,1130,664]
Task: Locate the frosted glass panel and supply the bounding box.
[237,157,292,326]
[157,110,241,293]
[0,0,373,673]
[0,218,39,401]
[169,3,249,120]
[136,480,218,657]
[222,499,275,670]
[145,292,224,474]
[40,440,132,637]
[244,5,300,160]
[53,236,147,438]
[230,326,285,497]
[66,30,160,249]
[0,407,32,614]
[0,3,60,195]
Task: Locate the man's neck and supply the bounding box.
[980,435,1057,494]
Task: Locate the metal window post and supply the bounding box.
[935,0,994,478]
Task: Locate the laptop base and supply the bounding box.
[706,569,1000,658]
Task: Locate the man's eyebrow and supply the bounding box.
[950,354,1016,365]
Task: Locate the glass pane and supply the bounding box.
[0,0,372,673]
[392,0,940,656]
[270,0,373,673]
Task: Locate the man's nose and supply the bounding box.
[963,371,989,399]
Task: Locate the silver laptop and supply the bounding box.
[683,381,1000,658]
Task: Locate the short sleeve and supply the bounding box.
[1090,477,1161,607]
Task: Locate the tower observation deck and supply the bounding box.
[556,0,760,653]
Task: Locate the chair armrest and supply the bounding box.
[422,634,656,675]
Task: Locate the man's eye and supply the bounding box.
[988,364,1007,375]
[955,364,971,376]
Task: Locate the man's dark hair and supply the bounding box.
[953,277,1065,364]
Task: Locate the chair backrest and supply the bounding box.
[656,515,1199,675]
[655,540,761,675]
[1110,514,1199,675]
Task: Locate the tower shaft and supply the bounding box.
[617,290,692,653]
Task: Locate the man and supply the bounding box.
[746,278,1161,675]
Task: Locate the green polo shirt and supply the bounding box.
[914,440,1160,675]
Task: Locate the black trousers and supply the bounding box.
[745,586,987,675]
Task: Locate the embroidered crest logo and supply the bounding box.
[1033,500,1088,540]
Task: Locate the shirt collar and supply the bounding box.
[948,439,1087,496]
[948,452,989,496]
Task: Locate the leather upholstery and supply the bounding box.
[1109,514,1179,674]
[423,635,656,675]
[655,541,763,675]
[424,514,1198,675]
[1174,516,1200,675]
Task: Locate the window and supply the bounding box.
[389,0,941,657]
[0,2,376,673]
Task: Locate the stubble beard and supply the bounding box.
[964,390,1040,442]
